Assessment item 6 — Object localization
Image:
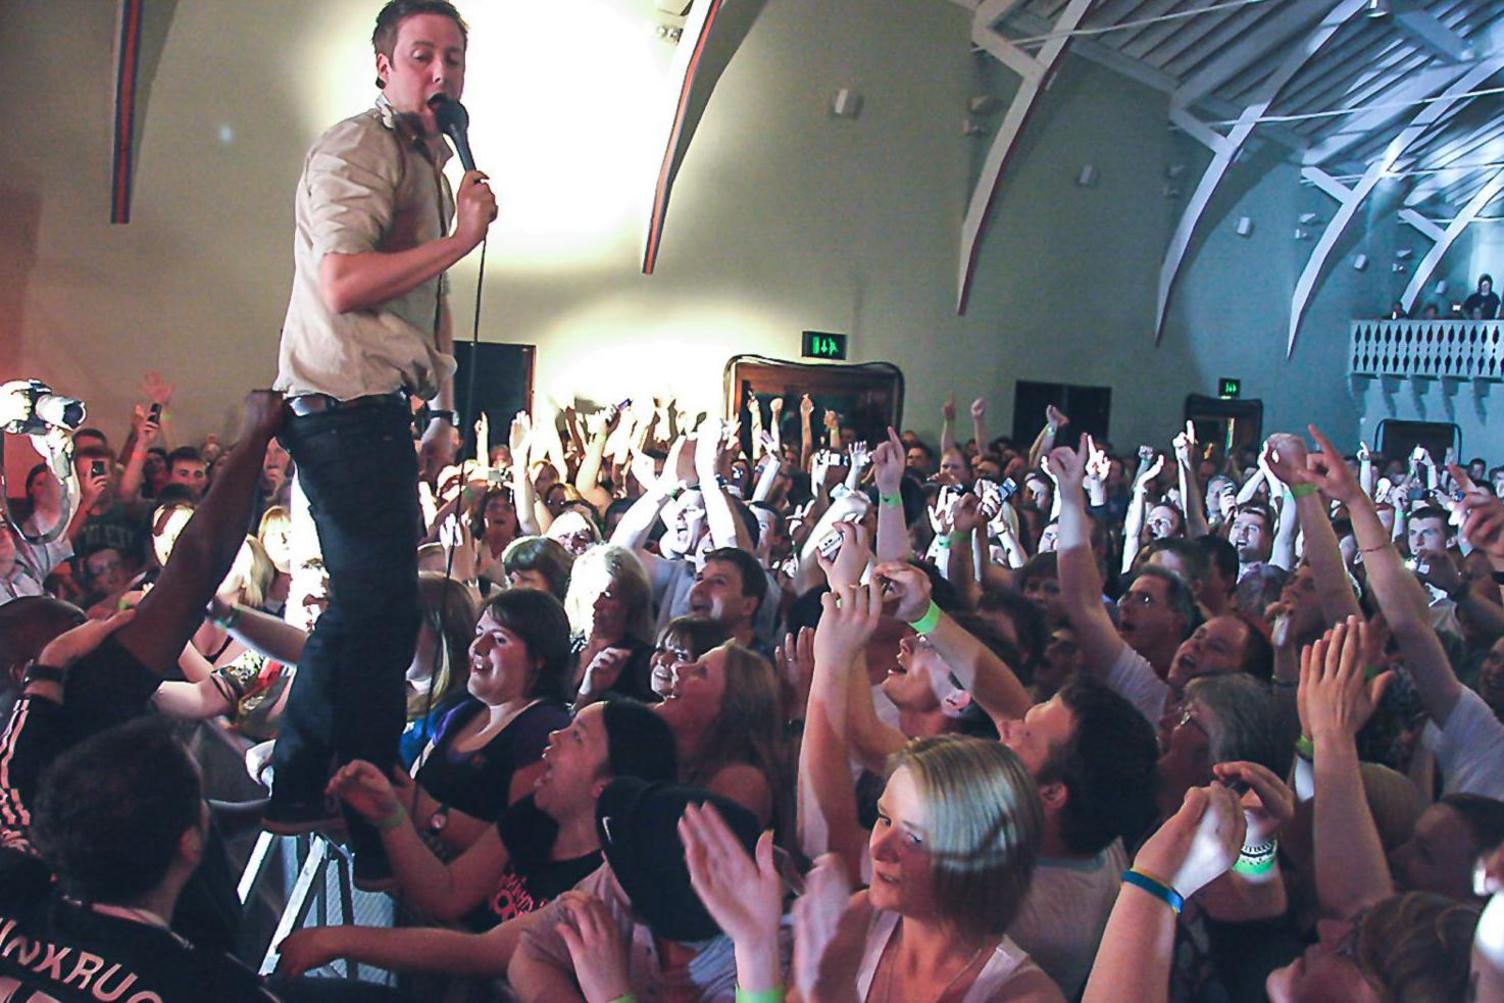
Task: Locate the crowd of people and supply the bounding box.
[4,374,1504,1003]
[1385,271,1501,320]
[6,1,1504,1000]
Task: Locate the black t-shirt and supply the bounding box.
[60,635,163,748]
[415,699,570,821]
[1464,290,1501,319]
[76,502,149,568]
[0,849,276,1002]
[462,796,601,931]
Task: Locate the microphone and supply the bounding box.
[430,95,476,172]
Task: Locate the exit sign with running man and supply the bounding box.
[802,331,848,360]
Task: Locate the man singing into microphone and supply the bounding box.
[267,0,495,880]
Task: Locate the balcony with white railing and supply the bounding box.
[1350,319,1504,381]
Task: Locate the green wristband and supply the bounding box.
[907,600,942,636]
[607,996,638,1003]
[1289,483,1318,498]
[879,492,902,509]
[935,534,951,549]
[1294,735,1314,761]
[736,990,785,1003]
[374,803,406,832]
[1233,839,1278,876]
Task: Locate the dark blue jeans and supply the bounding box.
[272,401,420,805]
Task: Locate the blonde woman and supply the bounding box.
[565,544,656,703]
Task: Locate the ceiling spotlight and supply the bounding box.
[1366,0,1389,18]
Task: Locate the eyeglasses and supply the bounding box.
[1173,704,1209,739]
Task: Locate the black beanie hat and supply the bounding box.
[595,778,761,943]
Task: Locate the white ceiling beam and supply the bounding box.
[957,0,1092,314]
[1302,63,1473,166]
[1405,117,1504,205]
[1393,0,1476,63]
[1303,165,1355,202]
[1173,2,1330,109]
[1399,207,1447,243]
[1153,0,1369,343]
[1402,168,1504,310]
[641,0,764,274]
[996,7,1311,153]
[1287,54,1504,355]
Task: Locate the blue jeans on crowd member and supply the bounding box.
[271,399,420,810]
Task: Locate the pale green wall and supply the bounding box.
[1,0,1482,477]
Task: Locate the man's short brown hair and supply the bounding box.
[372,1,468,61]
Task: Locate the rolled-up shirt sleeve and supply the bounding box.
[304,120,399,260]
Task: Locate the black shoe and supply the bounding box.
[261,797,344,836]
[352,842,396,894]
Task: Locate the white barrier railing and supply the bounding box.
[1350,319,1504,380]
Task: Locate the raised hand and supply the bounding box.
[952,493,986,534]
[848,440,870,470]
[1173,421,1197,468]
[130,403,162,448]
[1046,403,1069,430]
[694,417,725,481]
[1044,440,1088,493]
[578,646,632,701]
[1133,784,1246,901]
[799,394,815,420]
[679,803,782,955]
[1300,616,1392,742]
[812,582,885,671]
[942,395,957,422]
[817,521,873,591]
[1212,760,1295,847]
[1132,450,1165,491]
[142,370,175,406]
[1451,464,1504,563]
[776,627,816,713]
[870,560,933,622]
[871,426,905,495]
[970,397,986,420]
[1262,433,1311,487]
[1304,425,1364,505]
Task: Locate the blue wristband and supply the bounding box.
[1122,868,1184,914]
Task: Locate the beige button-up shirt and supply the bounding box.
[275,95,457,402]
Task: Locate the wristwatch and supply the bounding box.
[23,662,67,686]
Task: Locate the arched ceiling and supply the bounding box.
[952,0,1504,349]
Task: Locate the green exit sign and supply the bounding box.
[802,331,848,360]
[1218,377,1241,399]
